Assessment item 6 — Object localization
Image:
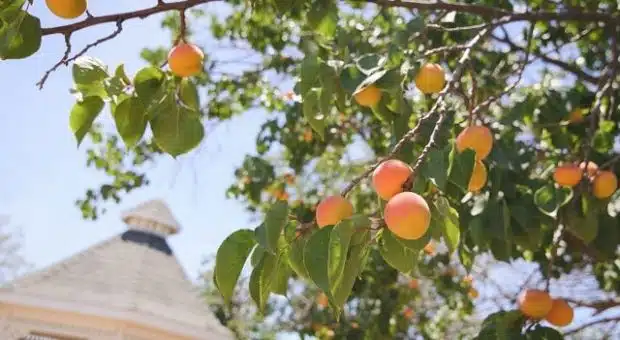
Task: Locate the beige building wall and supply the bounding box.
[0,303,192,339]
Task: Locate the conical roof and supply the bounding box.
[0,200,233,339]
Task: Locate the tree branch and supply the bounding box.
[37,21,124,89]
[564,316,620,336]
[41,0,214,36]
[365,0,618,23]
[491,33,600,84]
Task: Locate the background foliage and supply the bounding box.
[3,0,620,338]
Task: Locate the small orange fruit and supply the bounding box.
[354,85,382,107]
[468,160,487,192]
[568,108,584,123]
[372,159,413,200]
[463,275,473,286]
[316,293,329,308]
[415,63,446,94]
[403,307,414,319]
[46,0,87,19]
[579,161,599,178]
[456,126,494,160]
[545,299,574,327]
[408,279,419,289]
[384,192,431,240]
[316,195,354,227]
[592,170,618,199]
[553,164,583,187]
[423,241,435,255]
[168,42,204,77]
[468,288,479,298]
[517,289,553,319]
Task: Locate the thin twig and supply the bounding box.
[37,21,124,89]
[564,316,620,336]
[470,23,535,116]
[492,33,600,85]
[36,33,72,89]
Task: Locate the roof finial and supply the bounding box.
[121,199,181,237]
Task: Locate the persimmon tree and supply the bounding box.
[3,0,620,338]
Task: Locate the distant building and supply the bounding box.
[0,200,234,340]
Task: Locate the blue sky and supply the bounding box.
[0,1,263,282]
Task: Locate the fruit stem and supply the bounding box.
[176,9,188,44]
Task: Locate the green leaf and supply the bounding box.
[299,55,320,95]
[459,244,474,272]
[288,236,310,279]
[69,96,105,146]
[302,89,325,140]
[329,219,356,288]
[149,94,204,157]
[0,11,41,59]
[434,196,460,254]
[353,69,388,95]
[379,229,417,274]
[307,0,338,38]
[179,78,200,112]
[422,147,450,190]
[355,54,386,75]
[304,226,334,298]
[249,251,279,313]
[448,147,476,192]
[534,185,572,218]
[250,244,265,266]
[112,96,147,148]
[475,310,526,340]
[272,254,291,296]
[332,236,370,306]
[214,229,256,306]
[565,196,599,244]
[72,56,109,85]
[134,66,165,105]
[256,201,289,254]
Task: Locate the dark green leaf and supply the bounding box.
[299,55,320,95]
[272,254,291,296]
[329,219,356,288]
[134,66,165,105]
[0,11,41,59]
[69,96,105,146]
[534,184,572,218]
[303,89,325,140]
[149,94,204,157]
[448,147,476,192]
[379,229,417,274]
[288,236,310,279]
[214,229,256,306]
[257,201,289,254]
[112,96,147,148]
[179,78,200,112]
[332,236,370,306]
[435,196,460,254]
[249,251,279,313]
[304,226,334,298]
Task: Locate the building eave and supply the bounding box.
[0,291,232,340]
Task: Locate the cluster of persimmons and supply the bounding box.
[554,160,618,199]
[518,289,574,327]
[46,0,206,79]
[317,63,493,244]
